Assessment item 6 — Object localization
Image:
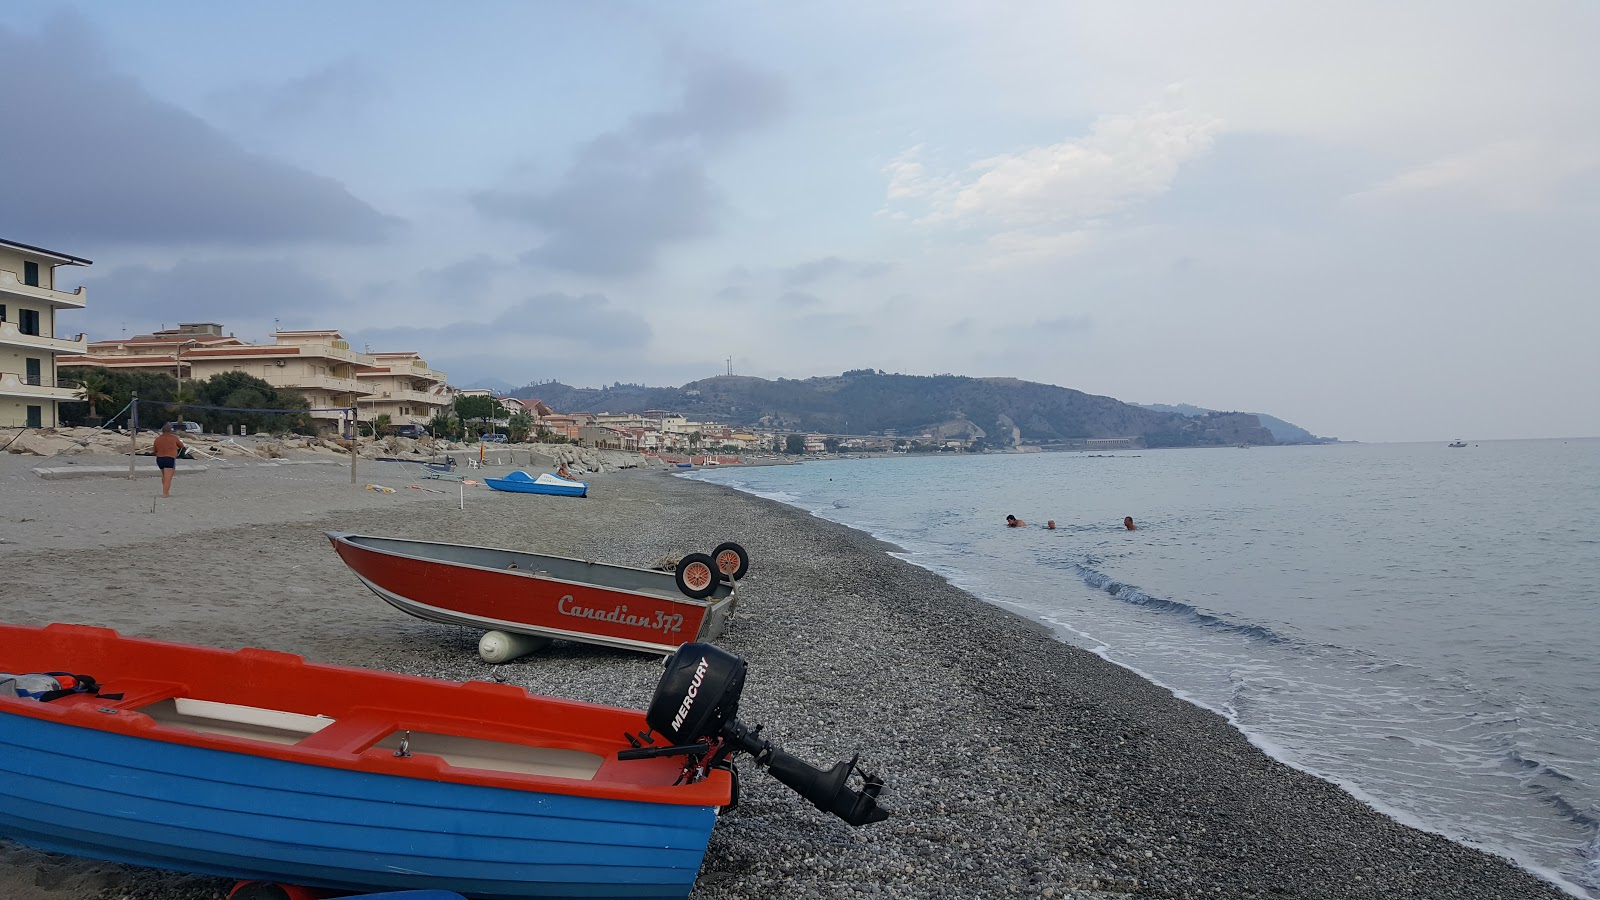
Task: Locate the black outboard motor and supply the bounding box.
[619,643,889,827]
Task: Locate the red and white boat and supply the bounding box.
[326,533,748,662]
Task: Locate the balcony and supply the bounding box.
[358,388,448,408]
[0,321,88,354]
[280,373,372,395]
[0,372,81,402]
[0,269,87,309]
[269,341,375,367]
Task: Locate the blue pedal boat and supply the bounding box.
[484,471,588,497]
[0,623,729,899]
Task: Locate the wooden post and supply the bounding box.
[127,394,138,479]
[350,407,358,485]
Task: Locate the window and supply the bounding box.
[23,261,39,287]
[0,304,6,322]
[26,406,42,428]
[19,309,40,336]
[25,358,42,385]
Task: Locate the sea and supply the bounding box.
[686,439,1600,897]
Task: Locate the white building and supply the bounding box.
[0,238,92,428]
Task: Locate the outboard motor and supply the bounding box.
[619,643,889,827]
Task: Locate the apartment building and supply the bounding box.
[356,352,450,426]
[0,238,92,428]
[60,324,380,433]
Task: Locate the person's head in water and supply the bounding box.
[1005,514,1024,527]
[1046,520,1056,530]
[160,424,173,434]
[1123,516,1136,530]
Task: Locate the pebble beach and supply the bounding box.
[0,454,1574,900]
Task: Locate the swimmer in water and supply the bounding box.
[1006,514,1026,528]
[1123,516,1137,530]
[1046,520,1056,530]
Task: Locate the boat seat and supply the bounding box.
[138,697,335,745]
[372,730,603,781]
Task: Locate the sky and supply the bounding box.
[2,1,1597,443]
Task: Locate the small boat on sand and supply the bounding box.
[1,625,888,899]
[327,533,747,661]
[484,470,587,497]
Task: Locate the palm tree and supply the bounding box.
[374,413,393,437]
[688,431,702,450]
[76,370,113,426]
[172,386,197,425]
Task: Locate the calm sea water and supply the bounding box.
[688,440,1600,897]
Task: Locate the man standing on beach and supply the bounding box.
[153,424,185,498]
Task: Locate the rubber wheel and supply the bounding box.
[228,882,310,900]
[711,542,750,581]
[675,553,719,599]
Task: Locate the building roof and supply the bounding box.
[0,237,93,266]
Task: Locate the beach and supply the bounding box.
[0,455,1572,900]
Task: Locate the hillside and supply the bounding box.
[511,373,1276,448]
[1137,403,1335,444]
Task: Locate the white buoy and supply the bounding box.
[478,630,552,664]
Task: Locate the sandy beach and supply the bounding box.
[0,454,1572,900]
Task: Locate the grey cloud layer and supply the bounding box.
[76,258,346,338]
[0,17,396,247]
[348,292,655,388]
[473,59,786,277]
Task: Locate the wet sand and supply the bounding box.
[0,458,1574,900]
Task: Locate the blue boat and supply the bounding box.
[1,623,727,900]
[484,470,588,497]
[4,628,890,900]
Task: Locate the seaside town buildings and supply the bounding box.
[0,237,92,429]
[357,352,451,427]
[58,324,449,435]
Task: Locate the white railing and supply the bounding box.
[0,372,80,400]
[0,270,87,308]
[0,322,87,353]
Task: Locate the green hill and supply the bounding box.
[511,373,1276,449]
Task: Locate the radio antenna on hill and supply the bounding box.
[726,357,733,376]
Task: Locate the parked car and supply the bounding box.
[481,433,508,443]
[394,424,429,439]
[164,421,203,435]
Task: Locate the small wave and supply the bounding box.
[1070,564,1290,644]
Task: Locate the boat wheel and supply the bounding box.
[711,541,750,581]
[675,553,719,599]
[228,881,324,900]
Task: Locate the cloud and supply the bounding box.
[473,58,787,277]
[0,16,398,247]
[934,105,1221,227]
[1347,140,1600,212]
[883,101,1220,269]
[208,60,385,125]
[348,291,655,387]
[779,256,894,287]
[75,258,346,338]
[778,290,822,308]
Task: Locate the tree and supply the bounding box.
[823,436,841,453]
[75,370,112,425]
[454,395,497,434]
[508,411,533,443]
[429,411,458,440]
[784,433,806,454]
[688,431,702,449]
[56,366,177,428]
[373,414,393,437]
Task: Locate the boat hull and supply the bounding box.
[327,534,736,656]
[0,624,730,899]
[485,479,587,497]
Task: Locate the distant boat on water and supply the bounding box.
[1448,440,1467,448]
